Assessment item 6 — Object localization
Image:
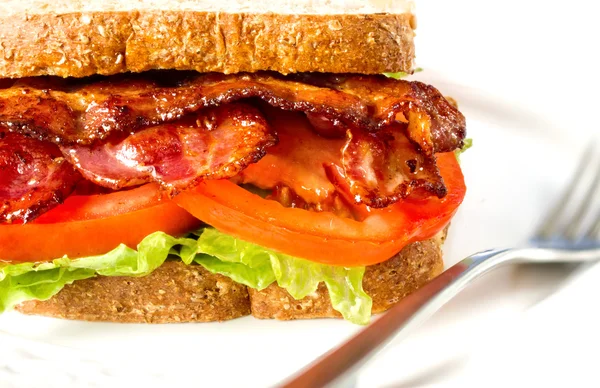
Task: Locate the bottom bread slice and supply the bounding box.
[17,235,445,323]
[16,261,252,323]
[250,237,444,320]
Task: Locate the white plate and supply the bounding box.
[1,1,599,387]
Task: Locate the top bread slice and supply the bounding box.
[0,0,416,78]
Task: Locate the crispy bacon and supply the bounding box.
[236,109,446,209]
[0,72,465,153]
[0,73,466,222]
[0,132,80,223]
[294,75,466,155]
[62,103,276,192]
[339,124,446,208]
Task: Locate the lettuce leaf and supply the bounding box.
[195,229,372,323]
[0,233,197,314]
[0,228,372,324]
[0,265,95,315]
[383,67,423,80]
[194,228,371,324]
[455,138,473,162]
[383,72,410,80]
[193,228,276,289]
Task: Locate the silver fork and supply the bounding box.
[282,144,600,388]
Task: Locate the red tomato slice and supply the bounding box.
[0,184,201,262]
[175,152,465,266]
[34,184,165,223]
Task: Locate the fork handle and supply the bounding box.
[281,248,521,388]
[282,245,600,387]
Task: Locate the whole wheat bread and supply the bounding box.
[0,0,416,78]
[17,234,445,322]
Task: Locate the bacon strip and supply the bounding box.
[236,109,446,209]
[340,124,446,208]
[0,73,466,222]
[294,75,466,155]
[0,73,465,153]
[62,103,276,193]
[0,132,80,223]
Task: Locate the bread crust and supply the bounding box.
[0,12,415,79]
[16,234,444,323]
[16,261,252,323]
[249,236,444,320]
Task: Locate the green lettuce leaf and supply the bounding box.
[0,265,95,315]
[455,138,473,162]
[383,72,410,80]
[195,228,372,324]
[193,228,276,289]
[383,67,423,80]
[0,232,197,314]
[0,228,372,324]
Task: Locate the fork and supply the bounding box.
[282,144,600,388]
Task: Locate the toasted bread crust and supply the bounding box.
[249,236,444,320]
[0,12,415,79]
[16,261,251,323]
[16,234,445,323]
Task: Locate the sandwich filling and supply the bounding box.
[0,72,467,323]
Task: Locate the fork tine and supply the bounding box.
[534,143,597,239]
[565,156,600,240]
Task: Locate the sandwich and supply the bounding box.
[0,0,467,325]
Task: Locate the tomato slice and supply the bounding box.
[175,152,465,266]
[0,184,201,262]
[34,184,165,223]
